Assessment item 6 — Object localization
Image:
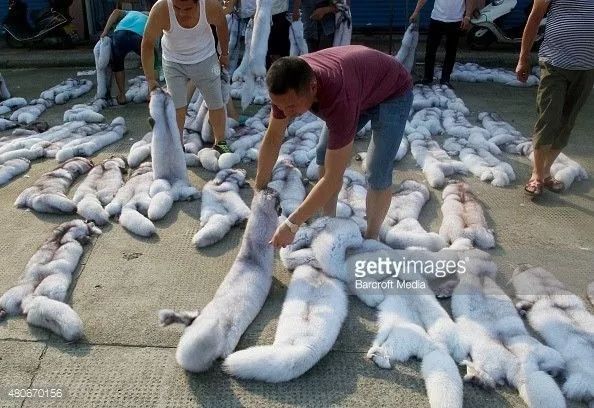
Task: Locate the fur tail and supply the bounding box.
[119,207,156,237]
[421,349,464,408]
[22,296,83,342]
[518,371,566,408]
[562,372,594,403]
[158,309,199,326]
[192,214,234,248]
[77,195,110,225]
[32,194,77,214]
[147,190,174,221]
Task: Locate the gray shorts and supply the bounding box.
[162,53,224,110]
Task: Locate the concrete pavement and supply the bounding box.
[0,66,592,407]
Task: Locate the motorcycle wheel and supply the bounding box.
[467,26,495,51]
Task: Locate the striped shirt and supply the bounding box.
[539,0,594,70]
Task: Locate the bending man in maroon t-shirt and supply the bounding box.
[255,45,413,247]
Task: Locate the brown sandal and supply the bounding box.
[543,176,564,193]
[524,179,543,196]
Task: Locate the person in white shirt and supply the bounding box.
[410,0,474,87]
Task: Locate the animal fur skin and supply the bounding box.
[159,188,280,372]
[14,157,93,214]
[289,20,309,56]
[10,101,49,125]
[223,264,348,382]
[40,78,93,105]
[410,140,467,188]
[512,265,594,406]
[395,22,419,73]
[56,117,126,162]
[452,265,566,408]
[332,1,352,46]
[94,37,113,100]
[267,157,306,216]
[192,169,251,247]
[459,147,515,187]
[125,75,149,103]
[439,182,495,249]
[441,62,539,87]
[148,89,200,221]
[0,158,30,186]
[105,162,156,237]
[0,73,11,100]
[128,132,153,168]
[73,157,127,225]
[0,220,101,341]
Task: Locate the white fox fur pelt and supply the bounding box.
[0,118,17,131]
[289,20,308,56]
[94,37,113,100]
[452,266,566,408]
[148,89,200,221]
[55,117,126,162]
[39,78,93,105]
[410,140,467,188]
[332,1,352,47]
[105,162,155,236]
[439,182,495,249]
[73,157,127,225]
[0,96,27,111]
[479,112,524,144]
[512,265,594,406]
[14,157,93,214]
[223,264,348,382]
[441,109,490,140]
[335,169,367,231]
[63,101,106,123]
[192,169,251,247]
[128,132,153,168]
[10,100,49,125]
[248,0,272,78]
[0,158,30,187]
[412,84,468,115]
[439,62,539,87]
[410,107,443,136]
[159,188,280,372]
[0,220,101,341]
[267,157,306,216]
[356,137,409,172]
[395,22,419,73]
[226,13,241,75]
[381,180,430,231]
[459,147,516,187]
[0,72,10,100]
[280,123,321,167]
[232,17,253,83]
[125,75,149,103]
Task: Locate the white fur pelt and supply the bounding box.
[0,96,27,111]
[410,107,443,136]
[63,99,107,123]
[439,182,495,249]
[380,180,447,251]
[0,118,17,131]
[232,17,253,83]
[332,1,352,47]
[39,78,94,105]
[226,13,241,75]
[223,264,348,382]
[478,112,526,150]
[526,150,589,190]
[0,158,30,187]
[94,37,113,100]
[105,162,156,237]
[335,169,367,231]
[289,20,308,56]
[410,140,467,188]
[159,188,280,372]
[356,137,409,172]
[412,84,469,115]
[128,132,153,168]
[125,75,149,103]
[148,89,200,221]
[438,62,539,87]
[14,157,93,214]
[267,157,306,216]
[442,109,491,140]
[0,72,10,100]
[0,220,102,341]
[192,169,251,247]
[395,22,419,73]
[280,114,322,167]
[73,157,127,225]
[512,265,594,406]
[452,265,566,408]
[9,100,50,125]
[55,117,126,162]
[459,147,516,187]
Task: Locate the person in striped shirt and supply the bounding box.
[517,0,594,196]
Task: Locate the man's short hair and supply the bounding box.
[266,57,314,95]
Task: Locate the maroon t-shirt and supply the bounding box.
[272,45,412,149]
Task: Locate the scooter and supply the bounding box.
[467,0,546,50]
[2,0,78,49]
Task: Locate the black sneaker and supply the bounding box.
[213,140,231,154]
[440,81,455,89]
[414,79,433,86]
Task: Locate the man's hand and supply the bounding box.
[219,54,229,68]
[461,16,471,30]
[515,57,531,83]
[100,31,108,38]
[269,223,296,248]
[409,12,419,23]
[311,6,331,21]
[148,79,160,92]
[292,9,300,21]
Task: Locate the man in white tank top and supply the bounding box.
[142,0,232,153]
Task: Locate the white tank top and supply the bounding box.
[161,0,216,64]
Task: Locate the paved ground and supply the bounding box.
[0,65,592,408]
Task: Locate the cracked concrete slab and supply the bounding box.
[0,340,47,408]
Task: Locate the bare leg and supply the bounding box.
[365,187,392,240]
[209,107,227,145]
[114,70,126,104]
[175,107,186,147]
[227,99,239,121]
[543,148,562,178]
[530,145,549,182]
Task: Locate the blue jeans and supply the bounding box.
[316,89,413,189]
